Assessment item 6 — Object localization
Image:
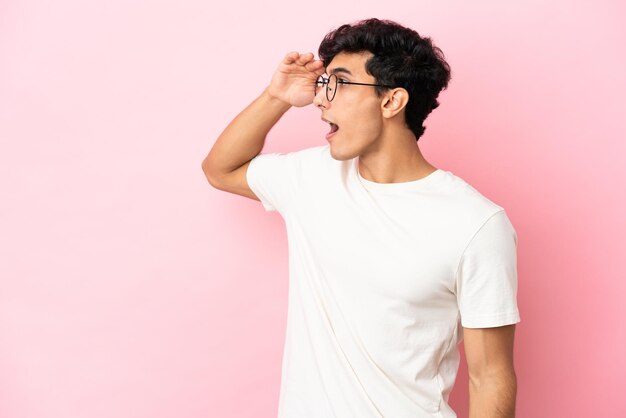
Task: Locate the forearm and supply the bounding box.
[203,87,292,176]
[468,373,517,418]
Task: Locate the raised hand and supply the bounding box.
[266,51,326,108]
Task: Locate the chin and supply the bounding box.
[329,144,358,161]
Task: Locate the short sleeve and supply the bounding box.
[455,210,521,328]
[246,151,302,214]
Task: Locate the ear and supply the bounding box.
[381,88,409,119]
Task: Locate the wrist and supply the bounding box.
[262,87,291,109]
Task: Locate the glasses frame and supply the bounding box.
[315,73,395,102]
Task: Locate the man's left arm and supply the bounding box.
[463,324,517,418]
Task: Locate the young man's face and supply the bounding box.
[316,51,388,160]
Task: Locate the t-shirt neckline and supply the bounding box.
[355,158,444,193]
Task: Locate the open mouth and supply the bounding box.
[322,117,339,140]
[326,122,339,140]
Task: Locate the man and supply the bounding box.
[203,18,519,418]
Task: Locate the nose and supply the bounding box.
[313,85,329,109]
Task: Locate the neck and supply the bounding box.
[358,128,437,184]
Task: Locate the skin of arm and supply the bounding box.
[464,324,517,418]
[202,51,324,180]
[202,87,291,179]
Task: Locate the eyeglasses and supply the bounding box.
[314,73,394,102]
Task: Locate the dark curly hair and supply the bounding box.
[318,18,452,142]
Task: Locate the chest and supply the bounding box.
[289,187,457,305]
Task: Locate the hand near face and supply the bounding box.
[266,52,325,108]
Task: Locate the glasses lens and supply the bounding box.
[315,75,325,96]
[327,74,337,101]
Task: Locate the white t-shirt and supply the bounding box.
[246,144,520,418]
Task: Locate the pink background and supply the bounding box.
[1,1,625,417]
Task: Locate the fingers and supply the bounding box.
[284,51,299,63]
[284,51,323,67]
[305,60,324,73]
[282,51,324,78]
[284,51,311,64]
[296,52,314,64]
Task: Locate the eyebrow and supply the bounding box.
[327,67,353,76]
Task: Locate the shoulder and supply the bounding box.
[288,144,329,158]
[278,144,330,165]
[286,144,336,173]
[441,170,503,209]
[435,169,508,229]
[248,145,329,174]
[299,144,332,163]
